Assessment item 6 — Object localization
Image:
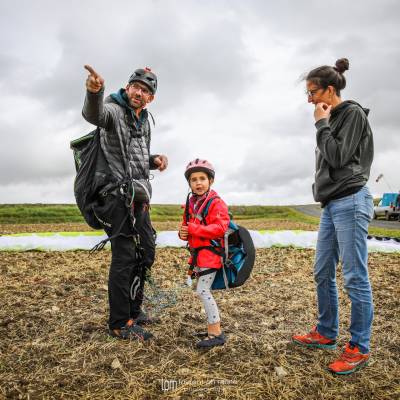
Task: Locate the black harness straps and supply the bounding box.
[185,194,226,278]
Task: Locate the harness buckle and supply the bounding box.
[120,184,128,195]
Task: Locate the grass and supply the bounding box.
[0,204,83,224]
[1,204,399,238]
[0,204,317,224]
[368,226,400,238]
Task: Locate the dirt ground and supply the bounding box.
[0,244,399,399]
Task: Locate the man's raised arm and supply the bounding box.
[82,65,110,128]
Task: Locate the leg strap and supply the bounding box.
[196,268,219,277]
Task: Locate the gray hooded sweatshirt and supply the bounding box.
[313,100,374,206]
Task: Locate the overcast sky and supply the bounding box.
[1,0,399,205]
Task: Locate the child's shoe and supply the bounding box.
[292,326,337,349]
[196,332,226,349]
[328,343,369,375]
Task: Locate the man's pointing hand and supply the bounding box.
[84,65,104,93]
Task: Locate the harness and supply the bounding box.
[89,180,145,253]
[89,110,155,253]
[185,193,229,282]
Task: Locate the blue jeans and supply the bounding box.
[314,186,374,354]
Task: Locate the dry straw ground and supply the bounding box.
[0,225,399,399]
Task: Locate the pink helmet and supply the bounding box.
[184,158,215,181]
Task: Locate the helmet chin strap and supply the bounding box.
[185,189,213,225]
[194,190,213,216]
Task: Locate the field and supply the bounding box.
[0,206,399,399]
[1,204,400,238]
[0,204,318,224]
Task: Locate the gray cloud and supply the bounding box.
[223,135,314,191]
[5,1,250,116]
[0,0,399,204]
[0,120,77,185]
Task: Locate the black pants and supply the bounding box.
[104,198,155,330]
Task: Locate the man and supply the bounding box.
[82,65,168,340]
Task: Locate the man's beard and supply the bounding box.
[129,96,145,109]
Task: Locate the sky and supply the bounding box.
[0,0,399,205]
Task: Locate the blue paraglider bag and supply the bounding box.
[210,220,255,290]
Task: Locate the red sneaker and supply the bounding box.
[328,343,369,375]
[292,326,337,349]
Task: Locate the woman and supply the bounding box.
[292,58,375,375]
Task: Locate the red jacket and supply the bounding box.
[179,190,230,269]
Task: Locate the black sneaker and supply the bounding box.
[109,320,153,341]
[135,311,160,326]
[196,333,226,349]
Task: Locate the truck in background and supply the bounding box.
[373,192,400,220]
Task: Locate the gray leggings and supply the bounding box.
[196,268,220,324]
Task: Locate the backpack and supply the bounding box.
[186,195,256,290]
[70,128,118,230]
[71,107,156,231]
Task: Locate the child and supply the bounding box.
[179,159,230,349]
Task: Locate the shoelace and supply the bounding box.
[338,350,358,362]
